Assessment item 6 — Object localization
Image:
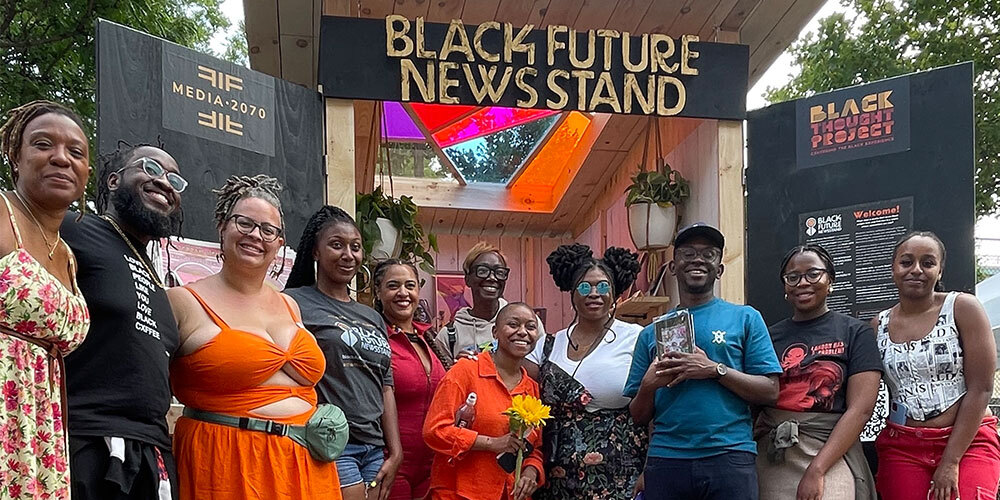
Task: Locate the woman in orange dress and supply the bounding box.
[423,302,545,500]
[167,175,341,499]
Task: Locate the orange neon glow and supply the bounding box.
[511,112,592,190]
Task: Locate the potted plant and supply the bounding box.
[624,163,690,250]
[356,186,439,273]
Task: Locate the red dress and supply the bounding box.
[386,322,447,500]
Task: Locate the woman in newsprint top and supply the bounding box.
[755,244,881,500]
[872,231,999,500]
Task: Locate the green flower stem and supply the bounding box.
[513,424,525,485]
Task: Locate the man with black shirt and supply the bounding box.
[61,144,185,500]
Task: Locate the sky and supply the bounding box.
[207,0,1000,243]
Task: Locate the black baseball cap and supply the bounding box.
[675,223,725,250]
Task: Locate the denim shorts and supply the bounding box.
[335,443,385,488]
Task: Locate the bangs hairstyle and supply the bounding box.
[893,230,947,292]
[285,205,359,289]
[778,244,836,282]
[463,242,507,275]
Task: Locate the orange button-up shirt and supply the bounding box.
[423,352,546,500]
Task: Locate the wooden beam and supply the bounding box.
[358,0,395,17]
[383,176,558,212]
[717,119,744,303]
[494,0,539,25]
[571,0,617,30]
[393,0,433,20]
[698,0,740,39]
[538,0,584,28]
[603,0,656,32]
[745,0,824,84]
[459,0,502,24]
[427,0,466,22]
[720,0,761,31]
[244,0,280,76]
[325,98,357,216]
[667,0,719,36]
[355,101,378,192]
[634,0,685,33]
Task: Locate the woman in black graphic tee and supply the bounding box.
[285,206,402,500]
[755,244,882,500]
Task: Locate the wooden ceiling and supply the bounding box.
[244,0,824,237]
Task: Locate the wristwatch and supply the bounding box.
[715,363,729,378]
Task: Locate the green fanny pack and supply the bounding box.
[183,404,349,462]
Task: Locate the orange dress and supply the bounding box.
[170,287,341,499]
[423,352,545,500]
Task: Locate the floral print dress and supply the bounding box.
[536,334,647,500]
[0,192,90,499]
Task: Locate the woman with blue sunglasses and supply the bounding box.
[525,244,647,500]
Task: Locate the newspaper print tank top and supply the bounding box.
[876,292,966,421]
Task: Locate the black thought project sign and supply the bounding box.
[319,16,748,120]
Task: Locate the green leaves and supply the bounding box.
[356,186,437,273]
[624,163,690,207]
[766,0,1000,216]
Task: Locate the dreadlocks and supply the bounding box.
[0,100,88,211]
[213,174,286,277]
[285,205,358,289]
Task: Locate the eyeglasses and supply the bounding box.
[576,280,611,296]
[226,214,283,242]
[782,268,828,286]
[675,246,721,262]
[472,265,510,281]
[115,157,189,193]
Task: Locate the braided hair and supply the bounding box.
[285,205,359,289]
[213,174,286,277]
[779,244,836,282]
[893,230,947,292]
[1,100,88,211]
[546,244,640,345]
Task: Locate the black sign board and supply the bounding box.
[318,15,748,120]
[746,63,975,326]
[796,75,910,169]
[97,20,324,246]
[799,197,913,319]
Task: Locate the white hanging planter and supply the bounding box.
[371,217,402,259]
[628,203,677,250]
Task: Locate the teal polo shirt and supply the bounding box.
[624,297,781,459]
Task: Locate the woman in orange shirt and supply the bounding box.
[423,302,545,500]
[167,175,341,499]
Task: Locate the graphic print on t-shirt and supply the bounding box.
[777,341,846,411]
[125,253,164,342]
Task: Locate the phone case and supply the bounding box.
[654,309,695,357]
[496,442,535,473]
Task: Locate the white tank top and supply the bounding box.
[876,292,966,421]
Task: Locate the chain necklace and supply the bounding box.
[101,215,165,289]
[12,189,60,259]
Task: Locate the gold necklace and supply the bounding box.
[12,189,60,259]
[101,215,166,289]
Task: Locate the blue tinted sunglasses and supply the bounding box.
[576,280,611,296]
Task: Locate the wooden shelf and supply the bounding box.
[615,295,673,326]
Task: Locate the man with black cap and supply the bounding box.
[624,223,781,500]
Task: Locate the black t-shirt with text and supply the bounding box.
[769,310,882,413]
[285,285,393,447]
[61,213,179,449]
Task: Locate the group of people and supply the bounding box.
[0,98,998,500]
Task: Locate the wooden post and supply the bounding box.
[325,98,356,217]
[323,0,356,217]
[714,29,745,303]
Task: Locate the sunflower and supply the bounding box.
[504,394,551,429]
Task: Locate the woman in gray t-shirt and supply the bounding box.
[285,206,402,500]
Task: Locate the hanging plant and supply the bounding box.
[356,185,439,273]
[624,162,690,207]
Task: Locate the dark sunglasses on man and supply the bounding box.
[471,264,510,281]
[115,157,189,193]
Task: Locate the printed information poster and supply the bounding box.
[798,196,913,320]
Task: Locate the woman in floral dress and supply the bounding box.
[0,100,92,499]
[525,244,647,500]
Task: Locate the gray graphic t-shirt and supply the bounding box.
[285,285,393,446]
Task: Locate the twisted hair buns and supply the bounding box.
[546,244,640,299]
[546,243,594,292]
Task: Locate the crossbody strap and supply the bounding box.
[183,407,291,436]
